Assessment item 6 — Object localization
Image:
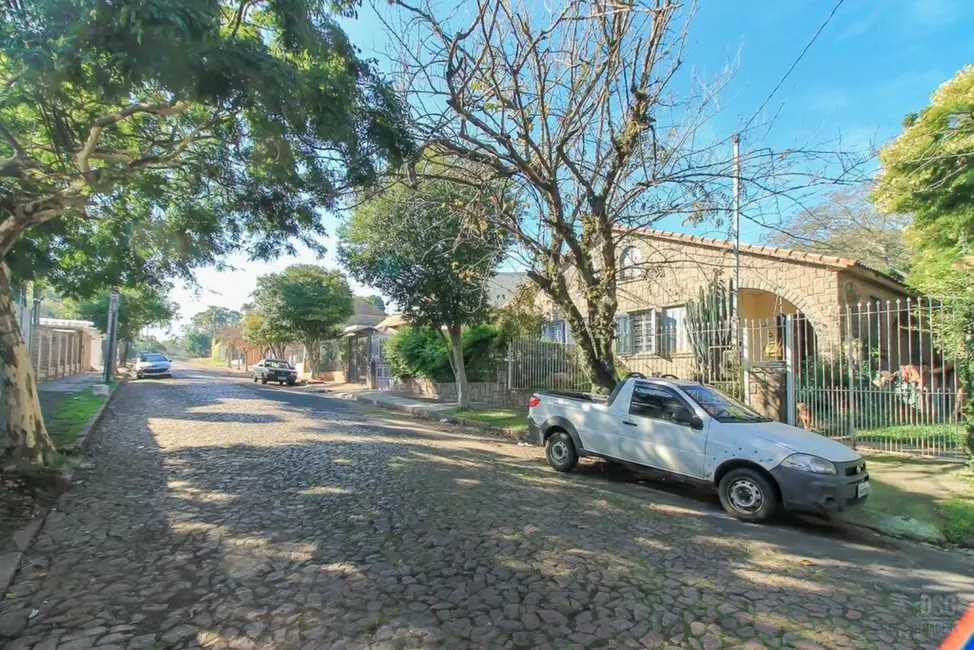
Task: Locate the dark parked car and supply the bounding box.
[252,359,298,386]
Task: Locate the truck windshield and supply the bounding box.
[682,385,770,423]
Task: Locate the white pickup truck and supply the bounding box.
[525,375,870,522]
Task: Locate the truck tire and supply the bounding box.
[545,431,578,472]
[718,467,778,522]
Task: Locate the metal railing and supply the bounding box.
[509,297,967,459]
[507,337,591,392]
[794,298,965,459]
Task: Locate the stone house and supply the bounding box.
[541,228,918,413]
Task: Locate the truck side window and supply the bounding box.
[630,385,687,423]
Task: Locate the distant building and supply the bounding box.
[347,297,386,327]
[487,272,529,307]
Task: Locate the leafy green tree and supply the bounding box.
[73,286,177,363]
[0,0,411,463]
[358,295,386,313]
[872,64,974,454]
[190,307,242,339]
[242,311,290,360]
[251,266,354,377]
[185,331,212,359]
[339,171,509,408]
[135,337,168,356]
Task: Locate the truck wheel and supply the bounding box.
[545,431,578,472]
[261,377,267,385]
[718,468,778,522]
[253,376,257,383]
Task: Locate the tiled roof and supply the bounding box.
[632,228,906,287]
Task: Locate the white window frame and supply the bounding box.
[631,309,657,355]
[620,246,643,281]
[659,305,689,354]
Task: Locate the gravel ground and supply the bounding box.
[2,364,972,650]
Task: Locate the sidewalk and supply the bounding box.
[321,386,525,439]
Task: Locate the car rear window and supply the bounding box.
[265,360,291,369]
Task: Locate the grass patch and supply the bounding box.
[45,386,108,449]
[444,405,528,431]
[842,455,974,545]
[940,492,974,543]
[856,424,966,447]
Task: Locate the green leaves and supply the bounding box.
[873,64,974,300]
[250,264,354,348]
[1,0,413,297]
[338,167,510,331]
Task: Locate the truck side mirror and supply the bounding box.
[672,406,703,430]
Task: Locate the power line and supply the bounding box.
[741,0,847,133]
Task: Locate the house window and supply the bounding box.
[541,320,567,343]
[659,305,688,354]
[620,246,643,280]
[631,310,656,354]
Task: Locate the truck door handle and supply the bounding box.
[622,420,638,427]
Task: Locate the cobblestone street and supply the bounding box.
[3,365,973,649]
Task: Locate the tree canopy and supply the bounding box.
[73,286,176,345]
[190,306,242,338]
[873,65,974,299]
[339,169,509,406]
[357,295,386,313]
[1,0,412,264]
[250,265,354,374]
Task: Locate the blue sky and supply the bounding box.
[161,0,974,333]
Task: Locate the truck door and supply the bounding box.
[618,384,707,478]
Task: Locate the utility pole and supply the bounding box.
[103,288,120,383]
[732,133,741,321]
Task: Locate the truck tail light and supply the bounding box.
[528,395,541,408]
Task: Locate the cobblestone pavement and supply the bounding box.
[3,366,973,650]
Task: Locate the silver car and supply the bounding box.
[135,352,172,379]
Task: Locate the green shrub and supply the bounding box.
[385,323,510,383]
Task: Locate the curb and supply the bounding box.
[0,376,128,601]
[330,390,526,442]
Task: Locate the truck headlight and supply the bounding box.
[781,453,836,475]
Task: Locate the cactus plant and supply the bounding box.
[685,278,735,379]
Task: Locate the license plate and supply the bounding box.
[857,481,870,498]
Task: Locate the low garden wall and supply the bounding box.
[390,371,534,408]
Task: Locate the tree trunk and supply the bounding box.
[536,274,618,393]
[0,261,54,466]
[305,340,320,379]
[447,323,470,409]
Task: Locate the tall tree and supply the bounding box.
[73,286,177,362]
[0,0,411,464]
[241,311,290,360]
[380,0,855,391]
[251,266,355,377]
[357,295,386,313]
[765,185,912,277]
[339,169,509,408]
[217,324,245,367]
[184,331,212,359]
[872,64,974,453]
[190,307,242,339]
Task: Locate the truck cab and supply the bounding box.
[525,377,870,522]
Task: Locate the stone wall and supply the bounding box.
[389,371,534,408]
